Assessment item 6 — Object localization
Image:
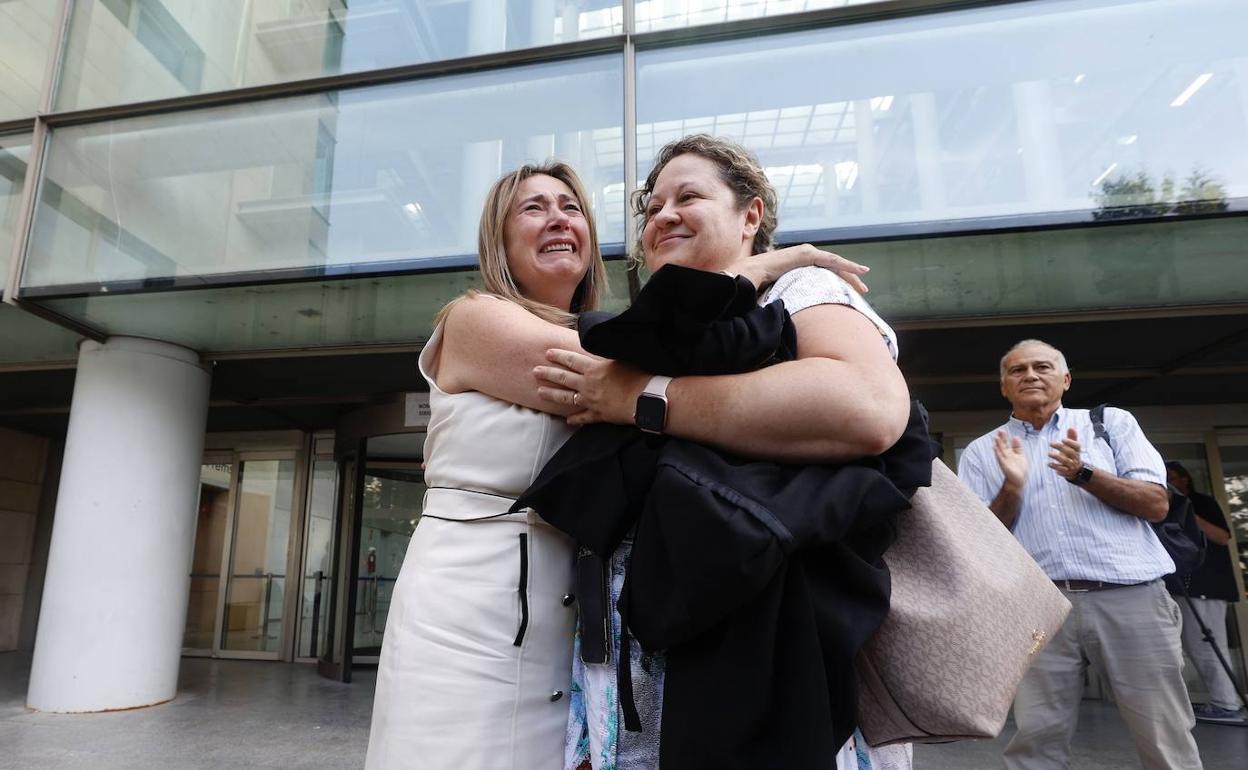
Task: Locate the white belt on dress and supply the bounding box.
[421,486,538,523]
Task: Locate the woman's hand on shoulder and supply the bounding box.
[728,244,869,294]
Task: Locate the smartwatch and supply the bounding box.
[1066,465,1094,486]
[634,375,673,434]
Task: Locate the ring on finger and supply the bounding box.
[573,392,581,406]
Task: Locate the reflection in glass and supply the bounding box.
[183,462,233,651]
[819,216,1248,321]
[56,0,623,111]
[0,1,56,121]
[0,134,32,288]
[636,0,1248,237]
[298,459,337,658]
[35,258,633,353]
[354,463,425,657]
[637,0,875,33]
[1219,446,1248,580]
[28,55,624,290]
[222,459,296,653]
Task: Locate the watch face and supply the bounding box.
[635,394,667,433]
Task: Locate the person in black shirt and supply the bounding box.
[1165,461,1247,725]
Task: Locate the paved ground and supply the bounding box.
[1,653,1244,768]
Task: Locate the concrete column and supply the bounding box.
[27,337,210,713]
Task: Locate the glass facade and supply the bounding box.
[0,1,57,121]
[26,54,624,292]
[56,0,624,111]
[637,0,1248,239]
[0,0,1241,347]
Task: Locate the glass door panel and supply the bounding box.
[353,464,424,660]
[298,459,338,659]
[183,461,233,652]
[1220,446,1248,579]
[221,459,297,654]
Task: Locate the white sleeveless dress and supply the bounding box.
[365,322,578,770]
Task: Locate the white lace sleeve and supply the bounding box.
[762,266,899,360]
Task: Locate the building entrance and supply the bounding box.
[183,452,303,660]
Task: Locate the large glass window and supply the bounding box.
[56,0,624,111]
[26,54,624,292]
[1,133,32,290]
[0,1,57,121]
[636,0,1248,238]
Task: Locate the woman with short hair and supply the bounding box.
[533,135,915,770]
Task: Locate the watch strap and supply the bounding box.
[643,375,673,398]
[1066,465,1094,486]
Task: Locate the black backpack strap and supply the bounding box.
[1089,403,1112,451]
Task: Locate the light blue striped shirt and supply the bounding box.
[957,406,1173,583]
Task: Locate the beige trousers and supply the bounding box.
[1004,580,1203,770]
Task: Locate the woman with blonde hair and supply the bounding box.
[364,159,864,769]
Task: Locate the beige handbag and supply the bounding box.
[856,459,1072,747]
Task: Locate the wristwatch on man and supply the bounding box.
[1066,465,1094,486]
[634,375,673,434]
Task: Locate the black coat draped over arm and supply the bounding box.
[513,264,935,770]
